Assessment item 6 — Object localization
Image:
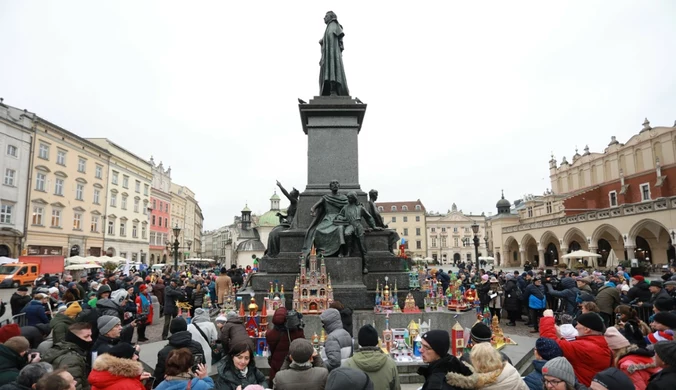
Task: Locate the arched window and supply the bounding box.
[402,205,408,211]
[391,206,397,211]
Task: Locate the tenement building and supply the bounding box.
[0,103,34,257]
[490,119,676,268]
[88,138,151,262]
[149,158,172,264]
[426,203,488,265]
[375,200,427,258]
[26,117,110,257]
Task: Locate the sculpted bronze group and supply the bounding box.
[302,180,348,259]
[319,11,349,96]
[335,191,382,274]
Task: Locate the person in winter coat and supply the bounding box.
[647,340,676,390]
[596,282,621,326]
[545,277,579,316]
[265,308,305,382]
[502,274,521,326]
[616,304,649,348]
[0,337,30,386]
[329,300,353,337]
[215,269,232,305]
[21,295,49,327]
[152,279,165,314]
[325,367,373,390]
[524,278,546,333]
[87,343,150,390]
[446,343,527,390]
[190,283,206,317]
[19,324,50,350]
[88,284,111,309]
[0,362,53,390]
[523,338,563,390]
[63,283,81,303]
[540,357,587,390]
[43,322,94,390]
[134,284,153,342]
[342,324,400,390]
[477,275,491,312]
[187,308,218,374]
[628,276,652,303]
[640,281,672,309]
[93,316,124,356]
[50,302,82,345]
[540,309,612,387]
[9,287,31,316]
[417,330,471,390]
[487,276,504,321]
[219,311,254,354]
[320,308,353,372]
[605,327,660,390]
[154,317,204,389]
[214,342,268,390]
[154,348,213,390]
[161,280,186,340]
[273,338,328,390]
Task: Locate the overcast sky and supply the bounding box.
[2,1,675,230]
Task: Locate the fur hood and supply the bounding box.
[91,353,143,378]
[446,361,527,390]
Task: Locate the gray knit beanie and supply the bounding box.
[97,315,121,335]
[226,311,239,322]
[542,357,576,388]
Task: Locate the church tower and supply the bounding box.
[241,204,252,230]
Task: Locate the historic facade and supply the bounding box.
[375,200,427,258]
[491,119,676,268]
[0,103,34,257]
[149,159,171,264]
[426,204,488,265]
[25,117,110,257]
[88,138,151,262]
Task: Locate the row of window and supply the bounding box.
[152,199,169,213]
[34,172,97,202]
[37,143,105,178]
[390,216,421,223]
[430,237,479,248]
[106,219,145,239]
[149,232,169,247]
[400,227,422,236]
[429,227,473,233]
[377,204,422,212]
[111,170,148,195]
[152,215,168,227]
[109,190,146,214]
[30,206,143,238]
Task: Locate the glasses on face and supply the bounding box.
[421,344,433,352]
[543,378,564,387]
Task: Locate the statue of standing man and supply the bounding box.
[319,11,349,96]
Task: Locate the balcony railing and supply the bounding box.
[502,197,674,234]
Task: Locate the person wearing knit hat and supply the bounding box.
[226,311,239,322]
[558,314,579,341]
[647,329,674,345]
[106,342,136,359]
[540,309,613,387]
[0,323,21,343]
[589,367,635,390]
[523,338,564,390]
[170,316,187,334]
[470,322,492,344]
[93,315,123,355]
[418,329,472,390]
[64,301,82,318]
[648,340,676,388]
[604,326,630,350]
[343,325,400,390]
[653,311,676,330]
[542,357,577,388]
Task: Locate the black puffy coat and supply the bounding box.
[153,331,204,388]
[418,354,470,390]
[628,281,653,303]
[502,279,521,312]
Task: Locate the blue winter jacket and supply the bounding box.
[523,359,546,390]
[155,377,214,390]
[21,300,49,326]
[545,277,579,315]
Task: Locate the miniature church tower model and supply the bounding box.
[292,247,333,314]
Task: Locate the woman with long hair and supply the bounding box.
[215,342,268,390]
[605,326,660,390]
[615,304,649,348]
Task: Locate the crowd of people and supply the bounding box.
[0,262,674,390]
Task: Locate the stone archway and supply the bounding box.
[540,231,561,267]
[629,219,671,264]
[453,253,461,264]
[563,227,588,252]
[0,245,10,257]
[504,236,520,267]
[592,224,625,264]
[521,234,538,266]
[106,247,116,256]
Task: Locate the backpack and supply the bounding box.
[285,309,304,330]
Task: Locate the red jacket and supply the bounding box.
[265,307,305,382]
[88,353,145,390]
[135,291,154,325]
[617,348,662,390]
[539,316,612,386]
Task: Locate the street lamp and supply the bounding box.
[172,224,181,270]
[471,222,480,272]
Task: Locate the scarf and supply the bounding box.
[140,293,150,312]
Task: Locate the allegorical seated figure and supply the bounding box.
[366,189,400,254]
[334,191,382,274]
[265,180,299,258]
[303,180,348,258]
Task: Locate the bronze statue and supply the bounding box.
[302,180,348,258]
[319,11,349,96]
[367,189,400,254]
[276,180,299,227]
[335,191,382,274]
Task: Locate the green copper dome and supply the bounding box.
[258,208,287,227]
